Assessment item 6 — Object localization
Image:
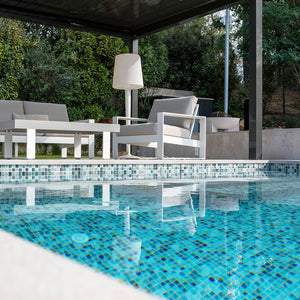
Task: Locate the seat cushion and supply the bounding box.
[147,96,198,129]
[23,101,69,122]
[117,123,190,138]
[0,100,24,122]
[12,113,49,120]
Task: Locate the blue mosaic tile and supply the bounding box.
[0,162,299,183]
[0,177,299,299]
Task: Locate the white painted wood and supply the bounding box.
[102,132,110,159]
[74,133,81,159]
[26,129,36,159]
[3,131,13,159]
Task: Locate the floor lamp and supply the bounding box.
[113,53,144,157]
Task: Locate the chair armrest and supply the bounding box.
[112,116,148,124]
[72,119,95,123]
[157,112,206,121]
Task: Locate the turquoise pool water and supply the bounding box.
[0,176,299,299]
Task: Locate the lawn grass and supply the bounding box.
[1,153,104,159]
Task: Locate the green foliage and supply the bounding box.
[234,0,300,107]
[53,30,127,115]
[263,114,300,129]
[139,33,169,88]
[18,42,80,104]
[0,18,31,99]
[161,16,243,103]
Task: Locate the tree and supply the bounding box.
[0,18,31,99]
[234,0,300,111]
[161,16,242,112]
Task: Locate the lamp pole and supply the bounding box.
[125,89,132,154]
[224,8,230,114]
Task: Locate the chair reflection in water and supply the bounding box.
[157,182,206,236]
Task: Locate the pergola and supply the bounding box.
[0,0,262,159]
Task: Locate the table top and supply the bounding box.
[0,120,120,134]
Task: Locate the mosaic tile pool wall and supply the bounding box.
[0,162,298,183]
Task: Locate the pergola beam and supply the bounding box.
[249,0,263,159]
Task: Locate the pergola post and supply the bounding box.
[248,0,263,159]
[129,39,139,118]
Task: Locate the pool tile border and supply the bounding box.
[0,159,298,183]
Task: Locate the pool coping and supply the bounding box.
[0,158,300,165]
[0,229,157,299]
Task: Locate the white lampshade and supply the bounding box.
[113,53,144,90]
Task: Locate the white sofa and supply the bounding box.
[0,100,119,159]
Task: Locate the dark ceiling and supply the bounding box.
[0,0,242,38]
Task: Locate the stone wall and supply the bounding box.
[140,128,300,160]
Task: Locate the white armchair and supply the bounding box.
[112,96,206,159]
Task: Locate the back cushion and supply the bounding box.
[0,100,24,122]
[23,101,69,122]
[147,96,198,129]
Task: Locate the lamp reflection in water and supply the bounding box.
[112,206,142,269]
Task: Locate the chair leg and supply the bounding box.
[112,133,118,159]
[157,138,164,159]
[88,134,95,158]
[157,113,164,159]
[199,118,206,159]
[14,143,18,158]
[3,131,13,159]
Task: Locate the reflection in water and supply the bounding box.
[0,177,299,299]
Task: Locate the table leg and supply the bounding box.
[102,132,110,159]
[3,131,13,159]
[26,129,36,159]
[88,134,95,158]
[74,133,82,159]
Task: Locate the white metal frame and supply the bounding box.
[112,111,206,159]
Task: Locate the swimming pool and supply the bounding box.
[0,175,299,299]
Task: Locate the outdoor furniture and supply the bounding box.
[112,96,206,159]
[0,100,119,159]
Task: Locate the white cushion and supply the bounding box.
[13,113,49,121]
[12,113,26,120]
[117,123,190,138]
[147,96,198,129]
[23,101,69,122]
[0,100,24,122]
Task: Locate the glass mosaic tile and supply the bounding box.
[0,176,299,299]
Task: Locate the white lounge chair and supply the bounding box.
[112,96,206,159]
